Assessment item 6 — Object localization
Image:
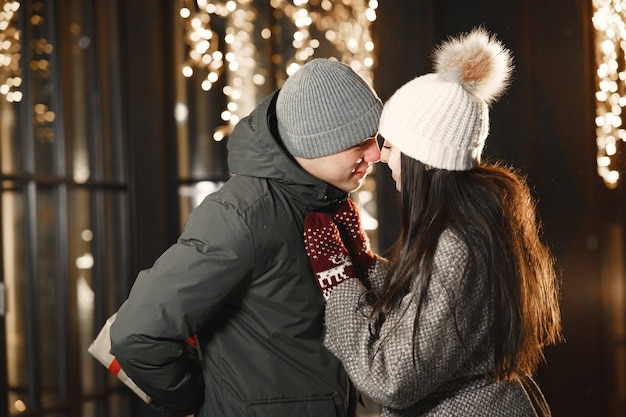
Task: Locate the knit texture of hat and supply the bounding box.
[379,28,513,171]
[276,59,382,159]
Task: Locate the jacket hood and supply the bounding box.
[227,90,347,210]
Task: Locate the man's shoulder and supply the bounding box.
[201,176,302,250]
[206,175,270,211]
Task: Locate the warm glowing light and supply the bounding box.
[75,253,94,269]
[179,0,377,141]
[81,229,93,241]
[252,73,265,85]
[599,155,611,166]
[593,0,626,188]
[14,400,26,412]
[174,102,188,122]
[286,62,301,76]
[0,1,21,103]
[182,65,193,77]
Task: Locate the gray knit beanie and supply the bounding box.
[276,59,382,159]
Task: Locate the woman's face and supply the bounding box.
[380,139,402,192]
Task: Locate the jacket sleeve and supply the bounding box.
[110,199,255,414]
[323,230,489,410]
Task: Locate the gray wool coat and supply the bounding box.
[324,229,548,417]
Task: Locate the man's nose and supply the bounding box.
[363,139,381,162]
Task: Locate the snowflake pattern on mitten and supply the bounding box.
[304,212,357,300]
[333,198,376,278]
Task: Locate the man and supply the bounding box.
[110,59,382,416]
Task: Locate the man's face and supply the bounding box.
[294,137,381,193]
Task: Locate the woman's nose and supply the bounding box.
[380,148,389,163]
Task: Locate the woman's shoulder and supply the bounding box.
[431,228,478,286]
[436,228,469,257]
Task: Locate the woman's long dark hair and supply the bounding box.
[370,154,562,381]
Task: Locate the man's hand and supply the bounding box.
[304,212,356,300]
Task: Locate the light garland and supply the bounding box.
[592,0,626,189]
[0,0,22,103]
[0,0,56,145]
[178,0,378,141]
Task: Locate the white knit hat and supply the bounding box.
[378,28,513,171]
[277,59,382,158]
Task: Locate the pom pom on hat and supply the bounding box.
[277,59,382,159]
[378,28,513,171]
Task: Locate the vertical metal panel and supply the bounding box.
[82,0,107,332]
[47,0,70,409]
[81,2,110,417]
[18,0,42,411]
[0,279,6,415]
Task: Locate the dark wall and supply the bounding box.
[373,1,621,415]
[121,0,179,275]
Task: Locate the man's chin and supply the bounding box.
[345,178,365,193]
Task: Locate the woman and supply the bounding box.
[303,28,563,416]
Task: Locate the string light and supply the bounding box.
[0,1,56,145]
[179,0,377,139]
[593,0,626,189]
[0,1,22,103]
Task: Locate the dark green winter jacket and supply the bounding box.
[110,90,352,416]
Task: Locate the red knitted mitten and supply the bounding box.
[304,212,357,300]
[332,198,375,278]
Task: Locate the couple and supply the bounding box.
[109,28,562,417]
